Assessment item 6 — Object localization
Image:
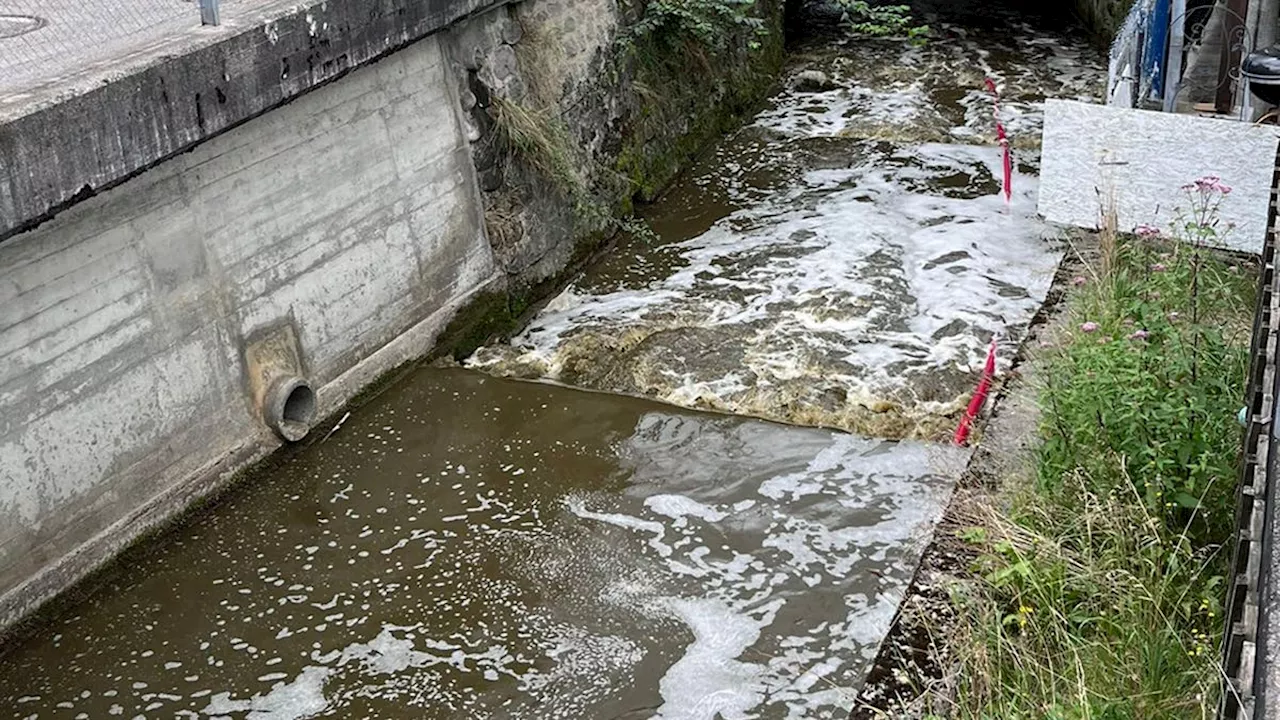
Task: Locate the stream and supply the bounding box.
[470,4,1101,439]
[1,3,1104,718]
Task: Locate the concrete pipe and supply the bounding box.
[263,375,317,442]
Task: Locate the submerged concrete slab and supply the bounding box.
[1038,99,1279,253]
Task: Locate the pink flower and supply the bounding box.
[1128,329,1149,341]
[1151,263,1167,272]
[1080,321,1099,333]
[1135,224,1161,238]
[1182,175,1231,196]
[1071,276,1087,286]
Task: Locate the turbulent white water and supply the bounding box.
[468,26,1103,439]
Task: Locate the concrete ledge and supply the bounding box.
[0,0,506,242]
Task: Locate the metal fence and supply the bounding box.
[0,0,223,95]
[1216,138,1280,720]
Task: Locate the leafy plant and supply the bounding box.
[626,0,767,52]
[1038,176,1250,540]
[832,0,929,43]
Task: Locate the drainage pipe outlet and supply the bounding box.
[264,376,317,442]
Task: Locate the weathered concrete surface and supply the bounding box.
[0,34,495,631]
[0,0,506,241]
[1039,98,1279,253]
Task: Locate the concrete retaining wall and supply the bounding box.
[0,34,495,630]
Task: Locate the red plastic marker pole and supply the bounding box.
[954,339,997,446]
[984,78,1012,205]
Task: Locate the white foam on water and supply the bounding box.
[644,495,729,523]
[201,666,329,719]
[468,141,1063,435]
[653,598,769,720]
[562,427,967,717]
[467,26,1104,433]
[565,496,673,557]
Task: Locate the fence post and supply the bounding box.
[199,0,220,26]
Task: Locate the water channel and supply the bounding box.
[2,3,1104,718]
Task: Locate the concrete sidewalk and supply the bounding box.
[0,0,271,101]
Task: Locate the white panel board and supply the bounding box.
[1038,99,1280,253]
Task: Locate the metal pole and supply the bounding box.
[1164,0,1188,111]
[200,0,220,26]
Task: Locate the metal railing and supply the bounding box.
[1218,149,1280,720]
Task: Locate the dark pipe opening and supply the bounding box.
[282,384,317,426]
[266,377,317,443]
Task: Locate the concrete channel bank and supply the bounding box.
[0,0,782,633]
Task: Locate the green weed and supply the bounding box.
[832,1,929,43]
[625,0,768,52]
[944,178,1253,719]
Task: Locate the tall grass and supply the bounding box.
[945,178,1255,719]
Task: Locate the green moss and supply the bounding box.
[613,1,784,200]
[430,289,529,361]
[1073,0,1136,44]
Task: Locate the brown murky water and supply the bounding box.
[2,3,1105,718]
[2,370,964,718]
